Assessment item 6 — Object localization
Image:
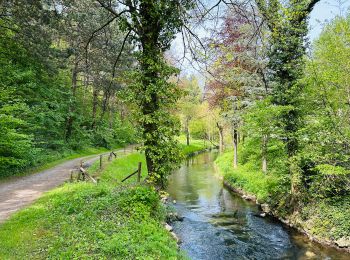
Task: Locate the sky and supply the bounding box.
[309,0,350,40]
[170,0,350,82]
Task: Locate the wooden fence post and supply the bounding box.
[100,155,103,169]
[137,162,142,182]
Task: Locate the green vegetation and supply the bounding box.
[215,152,280,202]
[0,152,184,259]
[178,136,210,156]
[0,138,209,259]
[208,1,350,249]
[0,2,137,178]
[0,146,121,181]
[2,0,350,255]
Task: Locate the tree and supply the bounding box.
[255,0,320,197]
[207,6,268,164]
[96,0,194,188]
[0,0,138,177]
[178,76,201,146]
[255,0,320,157]
[302,14,350,172]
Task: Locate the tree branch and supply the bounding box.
[112,29,132,78]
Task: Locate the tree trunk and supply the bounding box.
[65,61,79,140]
[262,134,268,173]
[91,86,98,129]
[185,117,190,146]
[233,128,238,169]
[109,91,116,128]
[217,122,224,153]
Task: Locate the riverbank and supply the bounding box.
[0,152,185,259]
[215,151,350,254]
[0,140,210,258]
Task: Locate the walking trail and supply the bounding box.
[0,147,133,224]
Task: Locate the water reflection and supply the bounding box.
[167,152,349,260]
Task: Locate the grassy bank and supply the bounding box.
[215,151,350,250]
[215,151,280,202]
[179,137,211,156]
[0,152,184,259]
[0,138,210,259]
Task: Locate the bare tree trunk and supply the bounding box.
[109,91,116,128]
[185,117,190,146]
[233,128,238,169]
[217,122,224,153]
[65,61,79,140]
[262,134,268,173]
[99,88,110,122]
[91,86,98,129]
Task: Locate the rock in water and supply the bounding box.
[165,223,173,232]
[261,203,271,213]
[171,232,181,244]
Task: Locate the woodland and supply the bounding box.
[0,0,350,258]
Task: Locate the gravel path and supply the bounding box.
[0,147,133,223]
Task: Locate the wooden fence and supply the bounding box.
[70,149,143,184]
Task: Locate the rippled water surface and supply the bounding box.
[167,152,349,260]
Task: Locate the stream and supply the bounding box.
[167,151,349,260]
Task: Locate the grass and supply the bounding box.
[0,139,210,259]
[0,152,185,259]
[178,136,210,156]
[215,151,280,202]
[216,151,350,248]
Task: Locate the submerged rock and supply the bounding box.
[167,212,184,222]
[305,250,316,258]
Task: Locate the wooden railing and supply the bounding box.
[121,162,142,183]
[70,148,143,184]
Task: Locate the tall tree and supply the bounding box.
[255,0,320,157]
[255,0,320,196]
[207,7,268,164]
[178,76,201,146]
[96,0,194,187]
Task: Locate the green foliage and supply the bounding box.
[256,0,320,156]
[178,137,209,156]
[0,183,182,259]
[124,59,183,187]
[0,152,184,259]
[301,197,350,241]
[120,0,193,187]
[216,151,282,202]
[0,22,137,178]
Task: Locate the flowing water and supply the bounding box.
[167,151,349,260]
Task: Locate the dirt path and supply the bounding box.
[0,147,133,223]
